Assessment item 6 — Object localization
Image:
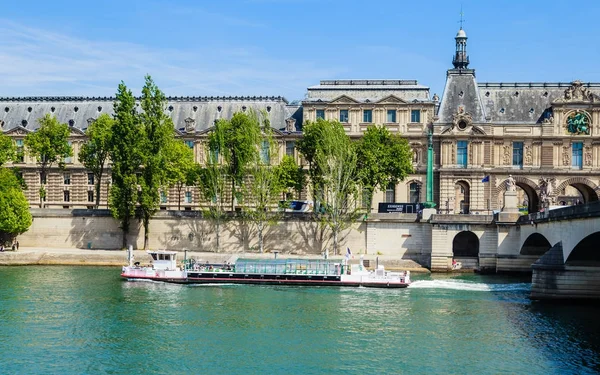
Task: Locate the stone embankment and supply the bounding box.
[0,247,430,272]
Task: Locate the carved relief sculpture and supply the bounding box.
[503,145,510,165]
[566,111,590,135]
[539,177,555,207]
[562,146,570,166]
[452,106,473,130]
[558,80,596,102]
[184,117,196,133]
[584,145,592,166]
[524,145,532,165]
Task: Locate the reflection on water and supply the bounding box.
[0,267,599,375]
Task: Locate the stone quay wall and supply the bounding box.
[18,210,431,262]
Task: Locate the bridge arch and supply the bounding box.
[495,176,540,213]
[520,233,551,256]
[452,231,479,257]
[565,232,600,265]
[555,177,599,204]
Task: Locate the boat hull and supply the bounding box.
[121,271,409,288]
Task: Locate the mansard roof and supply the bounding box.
[306,79,431,102]
[0,96,303,133]
[437,78,600,125]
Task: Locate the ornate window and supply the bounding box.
[185,191,193,203]
[63,190,70,202]
[409,182,421,203]
[385,183,395,203]
[286,141,295,156]
[457,141,468,168]
[160,191,168,204]
[88,173,94,185]
[512,142,523,168]
[63,173,71,185]
[411,110,421,123]
[260,140,270,164]
[363,110,372,123]
[387,110,396,123]
[316,109,325,120]
[87,191,94,202]
[572,142,583,169]
[339,110,349,123]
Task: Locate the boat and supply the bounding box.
[121,249,411,288]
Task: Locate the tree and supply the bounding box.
[209,110,262,211]
[296,119,327,205]
[164,139,195,210]
[0,132,15,167]
[24,114,72,208]
[0,168,32,246]
[242,123,284,253]
[277,155,305,200]
[311,120,360,255]
[79,114,114,209]
[138,75,175,250]
[356,125,414,212]
[197,152,229,252]
[109,82,143,249]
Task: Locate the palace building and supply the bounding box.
[435,27,600,214]
[1,27,599,213]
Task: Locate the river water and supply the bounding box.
[0,267,599,375]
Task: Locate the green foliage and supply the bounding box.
[197,154,229,252]
[24,114,72,207]
[209,110,263,210]
[0,132,15,167]
[242,125,285,253]
[0,168,32,244]
[138,75,175,249]
[164,139,195,210]
[312,120,360,254]
[109,81,143,249]
[355,125,414,211]
[277,155,305,199]
[79,113,114,208]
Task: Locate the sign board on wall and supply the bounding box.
[377,203,422,214]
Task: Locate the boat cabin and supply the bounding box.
[148,251,178,271]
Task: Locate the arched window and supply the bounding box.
[409,182,421,203]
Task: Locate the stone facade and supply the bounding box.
[435,28,600,215]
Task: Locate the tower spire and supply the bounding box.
[452,9,469,69]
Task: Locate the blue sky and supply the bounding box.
[1,0,599,101]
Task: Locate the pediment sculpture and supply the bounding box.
[565,111,590,135]
[184,117,196,132]
[452,106,473,130]
[558,80,596,103]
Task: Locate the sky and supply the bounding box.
[1,0,600,101]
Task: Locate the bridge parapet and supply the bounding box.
[517,201,600,225]
[430,214,493,225]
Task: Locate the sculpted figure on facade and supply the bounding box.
[503,145,510,165]
[562,146,570,166]
[566,111,590,135]
[505,175,516,192]
[452,106,473,130]
[585,145,592,166]
[559,80,596,102]
[524,145,532,165]
[184,117,196,133]
[539,177,555,207]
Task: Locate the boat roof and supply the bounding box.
[147,250,178,255]
[236,258,340,265]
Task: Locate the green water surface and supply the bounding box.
[0,267,599,375]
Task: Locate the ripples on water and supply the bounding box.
[0,267,599,375]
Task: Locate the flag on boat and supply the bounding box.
[346,247,352,259]
[481,175,490,183]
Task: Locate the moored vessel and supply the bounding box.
[121,249,410,288]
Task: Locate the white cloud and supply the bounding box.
[0,19,339,100]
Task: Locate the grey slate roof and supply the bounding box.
[0,96,301,133]
[437,74,600,125]
[478,83,600,123]
[307,79,431,102]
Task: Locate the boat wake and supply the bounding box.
[408,280,530,292]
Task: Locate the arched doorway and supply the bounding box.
[520,233,551,256]
[452,231,479,257]
[454,180,470,214]
[555,178,599,206]
[566,232,600,265]
[496,177,540,214]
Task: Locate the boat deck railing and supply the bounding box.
[183,258,343,276]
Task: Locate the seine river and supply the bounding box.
[1,267,599,375]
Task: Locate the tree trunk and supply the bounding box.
[215,220,220,252]
[95,167,104,209]
[143,215,150,250]
[258,221,264,253]
[333,229,338,256]
[231,179,236,212]
[121,226,127,250]
[177,185,182,211]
